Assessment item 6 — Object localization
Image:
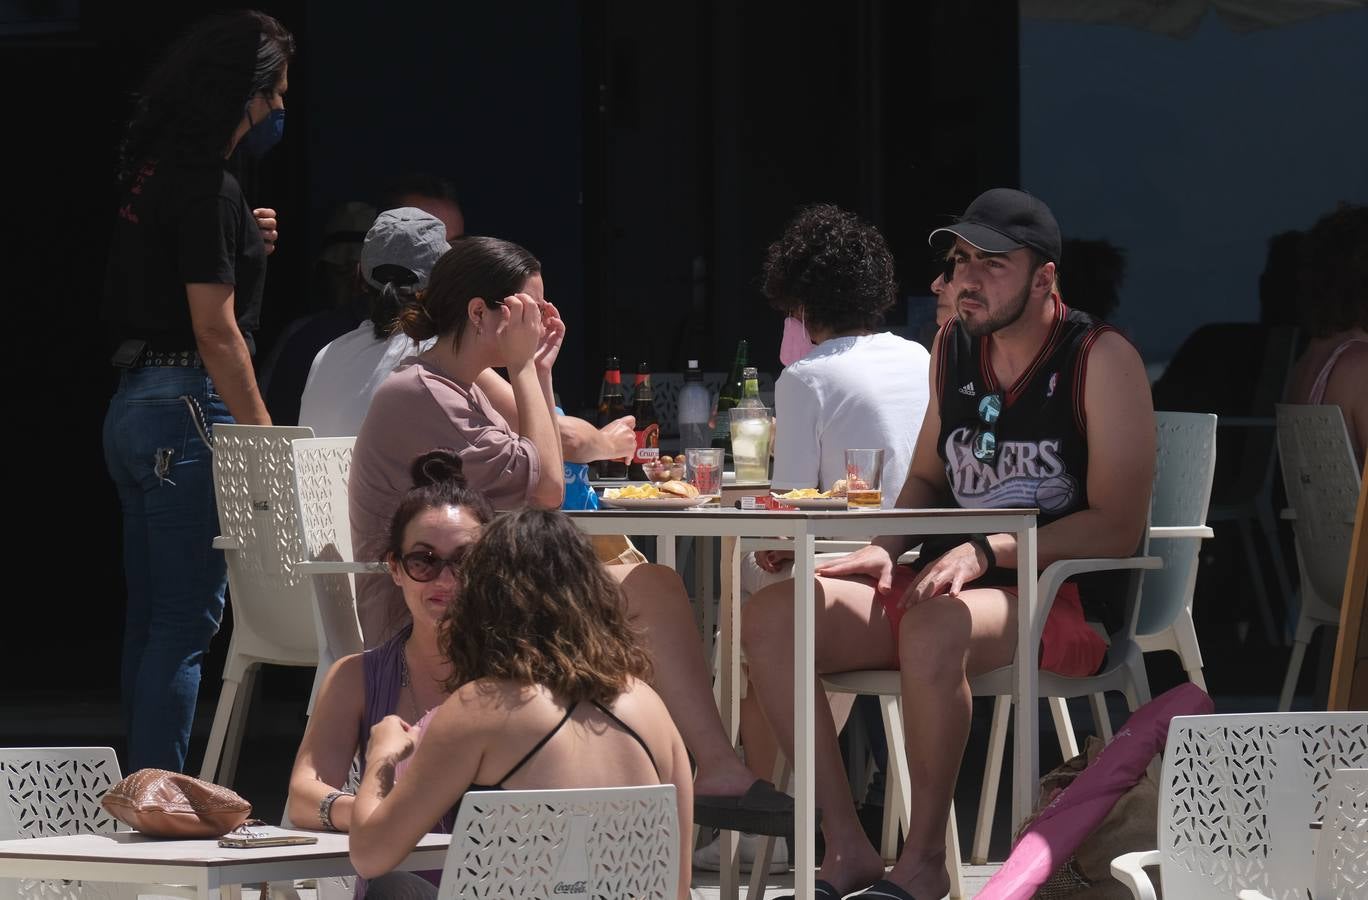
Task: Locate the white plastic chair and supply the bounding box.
[1240,767,1368,900]
[1111,712,1368,900]
[201,424,317,787]
[1275,404,1362,711]
[1133,412,1218,689]
[0,747,193,900]
[437,785,679,899]
[959,411,1216,863]
[813,412,1227,871]
[290,437,382,708]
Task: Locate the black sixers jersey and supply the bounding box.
[916,298,1117,581]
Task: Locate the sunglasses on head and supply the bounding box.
[398,547,469,582]
[973,391,1003,462]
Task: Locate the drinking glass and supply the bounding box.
[729,407,772,484]
[844,448,884,508]
[685,447,724,497]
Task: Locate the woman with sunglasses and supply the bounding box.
[287,448,492,897]
[348,235,797,836]
[349,507,692,899]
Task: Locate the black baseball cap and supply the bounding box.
[929,188,1062,264]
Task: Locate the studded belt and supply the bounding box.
[137,349,204,368]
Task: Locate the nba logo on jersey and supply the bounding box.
[1046,372,1058,398]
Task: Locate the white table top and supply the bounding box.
[0,829,450,889]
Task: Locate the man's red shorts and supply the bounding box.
[878,564,1107,678]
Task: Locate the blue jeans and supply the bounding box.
[103,366,233,772]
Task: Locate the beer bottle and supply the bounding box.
[595,357,628,480]
[628,363,660,481]
[738,366,763,408]
[711,339,749,457]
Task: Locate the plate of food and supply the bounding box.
[771,487,849,510]
[601,481,711,509]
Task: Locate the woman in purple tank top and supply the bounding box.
[286,449,493,897]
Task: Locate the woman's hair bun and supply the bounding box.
[410,449,467,489]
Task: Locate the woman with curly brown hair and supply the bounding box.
[348,508,692,899]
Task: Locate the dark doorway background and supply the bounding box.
[2,0,1015,765]
[3,0,1015,693]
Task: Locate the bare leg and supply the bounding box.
[742,575,895,896]
[741,686,856,785]
[884,588,1017,899]
[610,562,757,796]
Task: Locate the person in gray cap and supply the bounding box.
[299,207,450,437]
[742,188,1156,899]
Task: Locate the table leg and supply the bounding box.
[1012,522,1040,831]
[792,527,816,899]
[718,534,742,900]
[659,532,676,570]
[700,536,717,671]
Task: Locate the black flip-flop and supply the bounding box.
[694,778,817,836]
[775,878,843,900]
[857,879,924,900]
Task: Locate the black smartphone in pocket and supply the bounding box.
[110,338,147,368]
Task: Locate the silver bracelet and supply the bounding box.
[319,789,349,831]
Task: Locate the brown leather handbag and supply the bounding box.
[101,769,252,838]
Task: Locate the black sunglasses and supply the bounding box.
[973,392,1003,462]
[398,547,469,583]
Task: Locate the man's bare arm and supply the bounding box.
[988,331,1155,569]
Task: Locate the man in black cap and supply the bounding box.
[742,189,1156,899]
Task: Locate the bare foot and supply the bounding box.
[885,849,950,900]
[814,838,885,897]
[693,759,768,797]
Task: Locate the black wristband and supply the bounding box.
[968,533,997,571]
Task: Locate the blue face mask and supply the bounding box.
[239,107,285,159]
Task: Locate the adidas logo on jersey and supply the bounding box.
[958,382,976,397]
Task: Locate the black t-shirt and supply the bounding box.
[921,299,1128,630]
[102,160,265,355]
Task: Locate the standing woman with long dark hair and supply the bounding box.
[102,10,294,773]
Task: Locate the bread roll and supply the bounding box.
[658,480,700,498]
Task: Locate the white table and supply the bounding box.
[570,506,1038,899]
[0,830,450,900]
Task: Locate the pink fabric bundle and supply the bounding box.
[975,682,1213,900]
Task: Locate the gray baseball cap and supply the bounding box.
[360,207,451,291]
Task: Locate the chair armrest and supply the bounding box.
[295,560,389,576]
[212,536,240,551]
[1035,556,1162,644]
[1147,525,1214,540]
[1110,850,1160,900]
[1236,892,1274,900]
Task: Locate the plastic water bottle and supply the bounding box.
[678,359,712,451]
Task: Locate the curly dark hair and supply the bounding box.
[117,10,294,183]
[396,236,541,346]
[440,508,652,705]
[761,204,898,335]
[386,449,495,558]
[1297,203,1368,337]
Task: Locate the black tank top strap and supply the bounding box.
[592,700,661,779]
[490,701,580,788]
